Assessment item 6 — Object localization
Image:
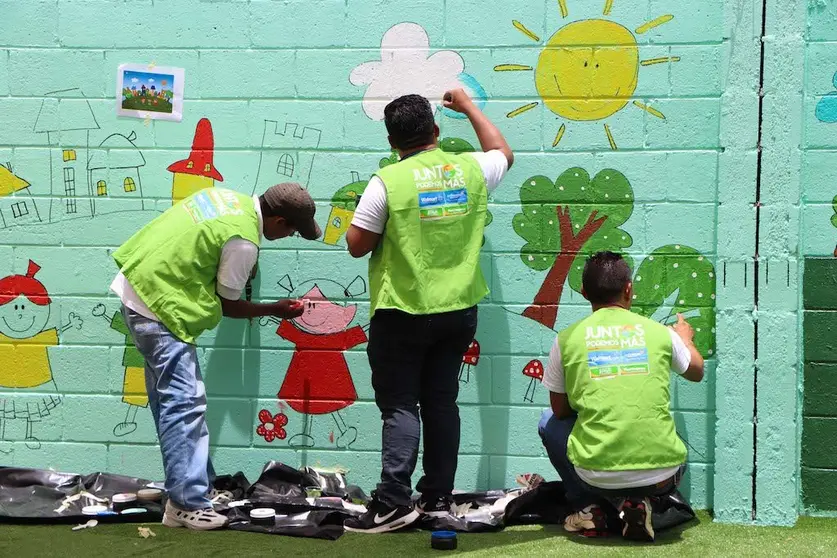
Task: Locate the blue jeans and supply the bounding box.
[537,409,684,512]
[121,306,215,510]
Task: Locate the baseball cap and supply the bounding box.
[261,182,322,240]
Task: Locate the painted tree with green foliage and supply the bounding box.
[514,167,634,329]
[631,245,717,357]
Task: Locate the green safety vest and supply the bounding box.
[560,307,687,471]
[113,188,261,345]
[369,148,489,317]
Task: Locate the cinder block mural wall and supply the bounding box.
[0,0,833,526]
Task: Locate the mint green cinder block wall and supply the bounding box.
[0,0,832,526]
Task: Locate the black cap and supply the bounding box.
[262,182,322,240]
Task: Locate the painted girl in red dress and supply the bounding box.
[262,275,368,449]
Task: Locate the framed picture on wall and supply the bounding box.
[116,63,185,122]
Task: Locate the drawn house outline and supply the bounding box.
[87,131,147,216]
[33,88,100,223]
[251,121,322,195]
[0,163,42,229]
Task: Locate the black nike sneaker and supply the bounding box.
[415,494,454,518]
[344,497,420,534]
[620,497,655,542]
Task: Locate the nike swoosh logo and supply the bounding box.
[373,509,398,524]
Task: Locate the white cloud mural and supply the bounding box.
[350,23,473,121]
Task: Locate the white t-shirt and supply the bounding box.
[350,149,509,234]
[110,194,263,322]
[542,327,693,490]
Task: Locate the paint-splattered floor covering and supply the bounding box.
[2,512,837,558]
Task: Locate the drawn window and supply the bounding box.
[277,154,295,177]
[204,163,211,173]
[124,177,136,192]
[63,167,76,195]
[66,199,77,214]
[62,150,76,162]
[96,180,107,196]
[186,161,194,169]
[11,201,28,218]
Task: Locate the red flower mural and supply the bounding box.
[256,409,288,442]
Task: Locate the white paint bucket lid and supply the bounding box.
[112,493,137,503]
[137,488,163,501]
[250,508,276,519]
[82,504,108,515]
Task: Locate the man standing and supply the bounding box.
[111,183,321,530]
[538,251,705,542]
[344,90,513,533]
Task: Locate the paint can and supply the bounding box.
[111,493,137,512]
[250,508,276,526]
[136,488,163,503]
[82,504,109,516]
[430,531,458,551]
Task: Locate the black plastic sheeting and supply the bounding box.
[0,463,696,540]
[215,461,370,540]
[418,481,696,535]
[0,467,163,524]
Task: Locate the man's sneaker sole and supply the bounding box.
[621,500,654,542]
[344,510,420,534]
[415,503,453,518]
[162,502,229,531]
[162,513,186,529]
[162,513,228,531]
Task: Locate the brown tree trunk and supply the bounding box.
[521,251,577,328]
[522,206,608,329]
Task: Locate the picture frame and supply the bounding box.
[116,63,185,122]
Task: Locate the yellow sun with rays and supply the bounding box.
[495,0,679,149]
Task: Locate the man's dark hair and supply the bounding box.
[384,94,435,151]
[582,251,632,305]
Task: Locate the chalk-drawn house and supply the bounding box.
[33,88,100,222]
[87,131,147,216]
[0,163,42,228]
[251,121,322,194]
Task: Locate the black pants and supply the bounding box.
[367,306,478,507]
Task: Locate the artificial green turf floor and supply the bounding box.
[2,512,836,557]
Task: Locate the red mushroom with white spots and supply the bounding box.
[522,359,544,403]
[459,339,480,383]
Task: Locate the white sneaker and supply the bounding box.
[162,500,229,530]
[563,505,606,535]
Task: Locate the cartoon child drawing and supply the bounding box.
[261,275,368,449]
[0,260,82,449]
[92,303,147,437]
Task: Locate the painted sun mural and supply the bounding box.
[495,0,679,149]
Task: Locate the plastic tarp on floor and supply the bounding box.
[0,462,696,540]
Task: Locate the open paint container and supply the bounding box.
[250,508,276,526]
[430,531,458,551]
[112,493,138,512]
[82,505,110,516]
[137,488,163,503]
